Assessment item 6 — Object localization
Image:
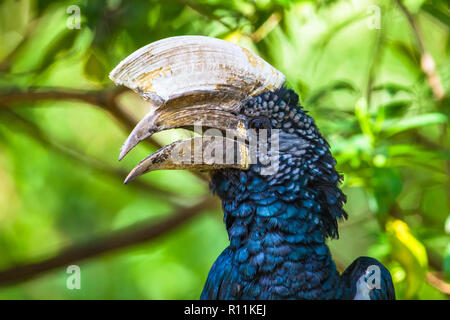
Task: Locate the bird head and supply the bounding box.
[111,35,347,239]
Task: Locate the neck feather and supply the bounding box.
[210,167,346,299]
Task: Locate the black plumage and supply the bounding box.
[201,88,395,300]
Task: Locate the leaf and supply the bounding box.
[83,51,107,83]
[388,40,421,66]
[37,29,79,73]
[403,0,427,13]
[355,97,374,142]
[372,82,413,96]
[376,100,412,121]
[422,3,450,28]
[147,3,161,28]
[315,10,367,50]
[382,113,448,136]
[370,167,402,215]
[295,79,309,103]
[444,243,450,280]
[386,219,428,299]
[387,144,446,162]
[306,80,357,105]
[446,215,450,234]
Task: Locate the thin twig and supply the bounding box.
[249,13,282,43]
[0,197,218,287]
[175,0,234,31]
[365,27,384,109]
[426,272,450,296]
[396,0,445,100]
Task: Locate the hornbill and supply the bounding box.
[110,36,395,300]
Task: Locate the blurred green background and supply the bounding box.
[0,0,448,300]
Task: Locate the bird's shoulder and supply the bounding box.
[200,247,235,300]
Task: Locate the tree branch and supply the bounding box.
[0,86,209,182]
[0,109,181,200]
[396,0,449,210]
[0,86,159,147]
[0,197,218,287]
[0,88,218,287]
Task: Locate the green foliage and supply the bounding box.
[0,0,448,299]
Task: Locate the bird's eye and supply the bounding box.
[248,117,271,130]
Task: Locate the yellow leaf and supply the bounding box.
[224,31,243,44]
[386,219,428,299]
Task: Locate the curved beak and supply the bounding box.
[118,99,250,184]
[109,35,285,183]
